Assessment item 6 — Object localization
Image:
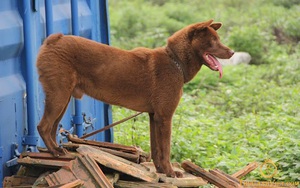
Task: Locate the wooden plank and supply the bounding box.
[213,169,240,183]
[181,160,235,188]
[105,173,120,185]
[68,135,151,163]
[63,142,140,163]
[45,167,77,187]
[232,162,258,179]
[77,154,114,188]
[114,180,177,188]
[3,175,36,187]
[142,162,207,187]
[77,145,159,183]
[20,151,76,161]
[59,179,84,188]
[77,145,151,172]
[210,170,243,188]
[18,156,70,168]
[45,155,114,188]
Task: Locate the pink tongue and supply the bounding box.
[208,55,223,78]
[217,60,223,78]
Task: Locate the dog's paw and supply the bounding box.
[51,147,68,157]
[175,171,183,178]
[166,170,183,178]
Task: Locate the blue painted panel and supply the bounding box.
[0,0,112,183]
[0,1,25,180]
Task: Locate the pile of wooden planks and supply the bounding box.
[3,135,262,188]
[182,161,259,188]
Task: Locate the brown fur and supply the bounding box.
[37,19,234,178]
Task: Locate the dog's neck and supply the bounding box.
[166,46,187,82]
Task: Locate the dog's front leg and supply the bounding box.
[149,113,183,178]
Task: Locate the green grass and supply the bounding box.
[109,0,300,182]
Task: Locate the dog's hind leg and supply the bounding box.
[37,92,71,157]
[50,96,71,148]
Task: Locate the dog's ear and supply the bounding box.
[188,20,214,40]
[202,19,214,28]
[210,22,222,31]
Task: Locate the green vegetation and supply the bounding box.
[109,0,300,182]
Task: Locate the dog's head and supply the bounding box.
[167,20,234,78]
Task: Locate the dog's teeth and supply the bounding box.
[206,55,211,62]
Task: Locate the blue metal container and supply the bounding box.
[0,0,112,183]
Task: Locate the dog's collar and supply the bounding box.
[172,59,183,73]
[166,46,186,81]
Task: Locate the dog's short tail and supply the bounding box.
[44,33,64,45]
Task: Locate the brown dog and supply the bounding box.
[36,19,234,177]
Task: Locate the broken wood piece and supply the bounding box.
[77,145,159,183]
[142,162,207,187]
[45,155,113,188]
[59,179,84,188]
[232,162,258,179]
[78,154,114,188]
[18,156,70,168]
[3,175,37,187]
[209,169,243,188]
[68,134,150,162]
[63,142,142,163]
[181,160,235,188]
[114,180,177,188]
[20,151,76,161]
[105,173,120,185]
[213,169,240,183]
[78,145,150,172]
[33,171,52,187]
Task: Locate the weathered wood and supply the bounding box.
[45,166,77,186]
[77,145,151,172]
[213,169,241,183]
[105,173,120,185]
[209,169,243,188]
[77,154,114,188]
[232,162,258,179]
[32,171,51,187]
[18,156,70,168]
[63,142,141,163]
[59,179,84,188]
[68,135,151,163]
[77,145,159,183]
[3,175,37,187]
[181,160,235,188]
[20,151,76,161]
[45,155,113,188]
[114,180,177,188]
[142,162,207,187]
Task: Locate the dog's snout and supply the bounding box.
[229,49,235,57]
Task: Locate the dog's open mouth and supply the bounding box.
[202,53,223,78]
